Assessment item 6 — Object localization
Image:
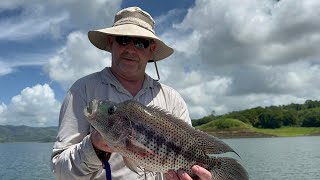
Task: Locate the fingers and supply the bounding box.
[164,170,179,180]
[191,165,212,180]
[177,170,193,180]
[164,166,212,180]
[164,170,193,180]
[165,170,184,180]
[90,130,113,152]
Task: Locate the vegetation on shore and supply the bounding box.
[197,118,252,131]
[0,125,57,143]
[195,118,320,138]
[193,100,320,138]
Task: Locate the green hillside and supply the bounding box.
[193,100,320,129]
[197,118,252,131]
[192,100,320,138]
[195,118,270,138]
[0,125,58,143]
[195,118,320,138]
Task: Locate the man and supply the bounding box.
[51,6,212,180]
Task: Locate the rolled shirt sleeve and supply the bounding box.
[51,91,105,179]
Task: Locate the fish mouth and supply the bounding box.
[84,99,99,120]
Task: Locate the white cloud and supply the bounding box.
[149,0,320,118]
[179,76,232,118]
[43,31,110,89]
[51,0,121,30]
[219,93,307,115]
[175,0,320,66]
[0,54,53,77]
[0,61,14,76]
[0,102,7,114]
[0,84,61,127]
[0,0,122,41]
[0,8,68,41]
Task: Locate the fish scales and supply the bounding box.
[134,122,196,169]
[85,99,249,180]
[118,101,208,168]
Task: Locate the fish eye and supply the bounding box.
[108,105,117,115]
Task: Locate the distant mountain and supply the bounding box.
[0,125,58,143]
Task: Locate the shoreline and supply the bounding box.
[206,129,275,139]
[204,128,320,139]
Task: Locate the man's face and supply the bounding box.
[109,36,156,79]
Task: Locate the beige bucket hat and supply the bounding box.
[88,7,174,61]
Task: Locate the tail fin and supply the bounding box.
[209,157,248,180]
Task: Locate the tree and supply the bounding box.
[210,110,216,117]
[192,116,214,126]
[301,111,320,127]
[305,100,320,109]
[258,110,283,128]
[286,103,303,111]
[282,110,299,126]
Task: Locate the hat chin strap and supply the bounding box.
[148,55,160,81]
[153,60,160,81]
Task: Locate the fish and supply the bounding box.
[84,99,249,180]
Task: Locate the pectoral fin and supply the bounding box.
[126,136,154,157]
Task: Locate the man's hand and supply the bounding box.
[91,129,113,153]
[165,165,212,180]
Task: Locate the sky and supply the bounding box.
[0,0,320,127]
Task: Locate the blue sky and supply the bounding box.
[1,0,320,127]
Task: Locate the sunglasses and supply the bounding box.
[115,36,153,49]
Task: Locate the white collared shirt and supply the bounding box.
[51,67,191,180]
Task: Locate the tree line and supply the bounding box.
[192,100,320,129]
[0,125,57,143]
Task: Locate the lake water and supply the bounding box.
[0,142,55,180]
[224,136,320,180]
[0,136,319,180]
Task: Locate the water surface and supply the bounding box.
[0,136,319,180]
[0,142,54,180]
[224,136,320,180]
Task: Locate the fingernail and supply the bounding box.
[168,171,174,178]
[178,170,186,177]
[193,165,200,172]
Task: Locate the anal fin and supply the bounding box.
[123,157,140,174]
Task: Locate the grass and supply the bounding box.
[195,118,320,138]
[254,126,320,137]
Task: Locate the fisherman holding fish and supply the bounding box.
[51,7,247,180]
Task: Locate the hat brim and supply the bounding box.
[88,24,173,61]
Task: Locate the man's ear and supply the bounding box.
[150,43,156,53]
[107,36,113,49]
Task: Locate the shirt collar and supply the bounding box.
[100,67,154,90]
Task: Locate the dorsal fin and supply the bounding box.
[145,104,237,155]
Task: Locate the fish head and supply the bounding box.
[85,99,131,146]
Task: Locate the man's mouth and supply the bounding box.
[122,56,138,62]
[124,57,135,61]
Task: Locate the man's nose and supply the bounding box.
[127,40,136,49]
[125,41,136,51]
